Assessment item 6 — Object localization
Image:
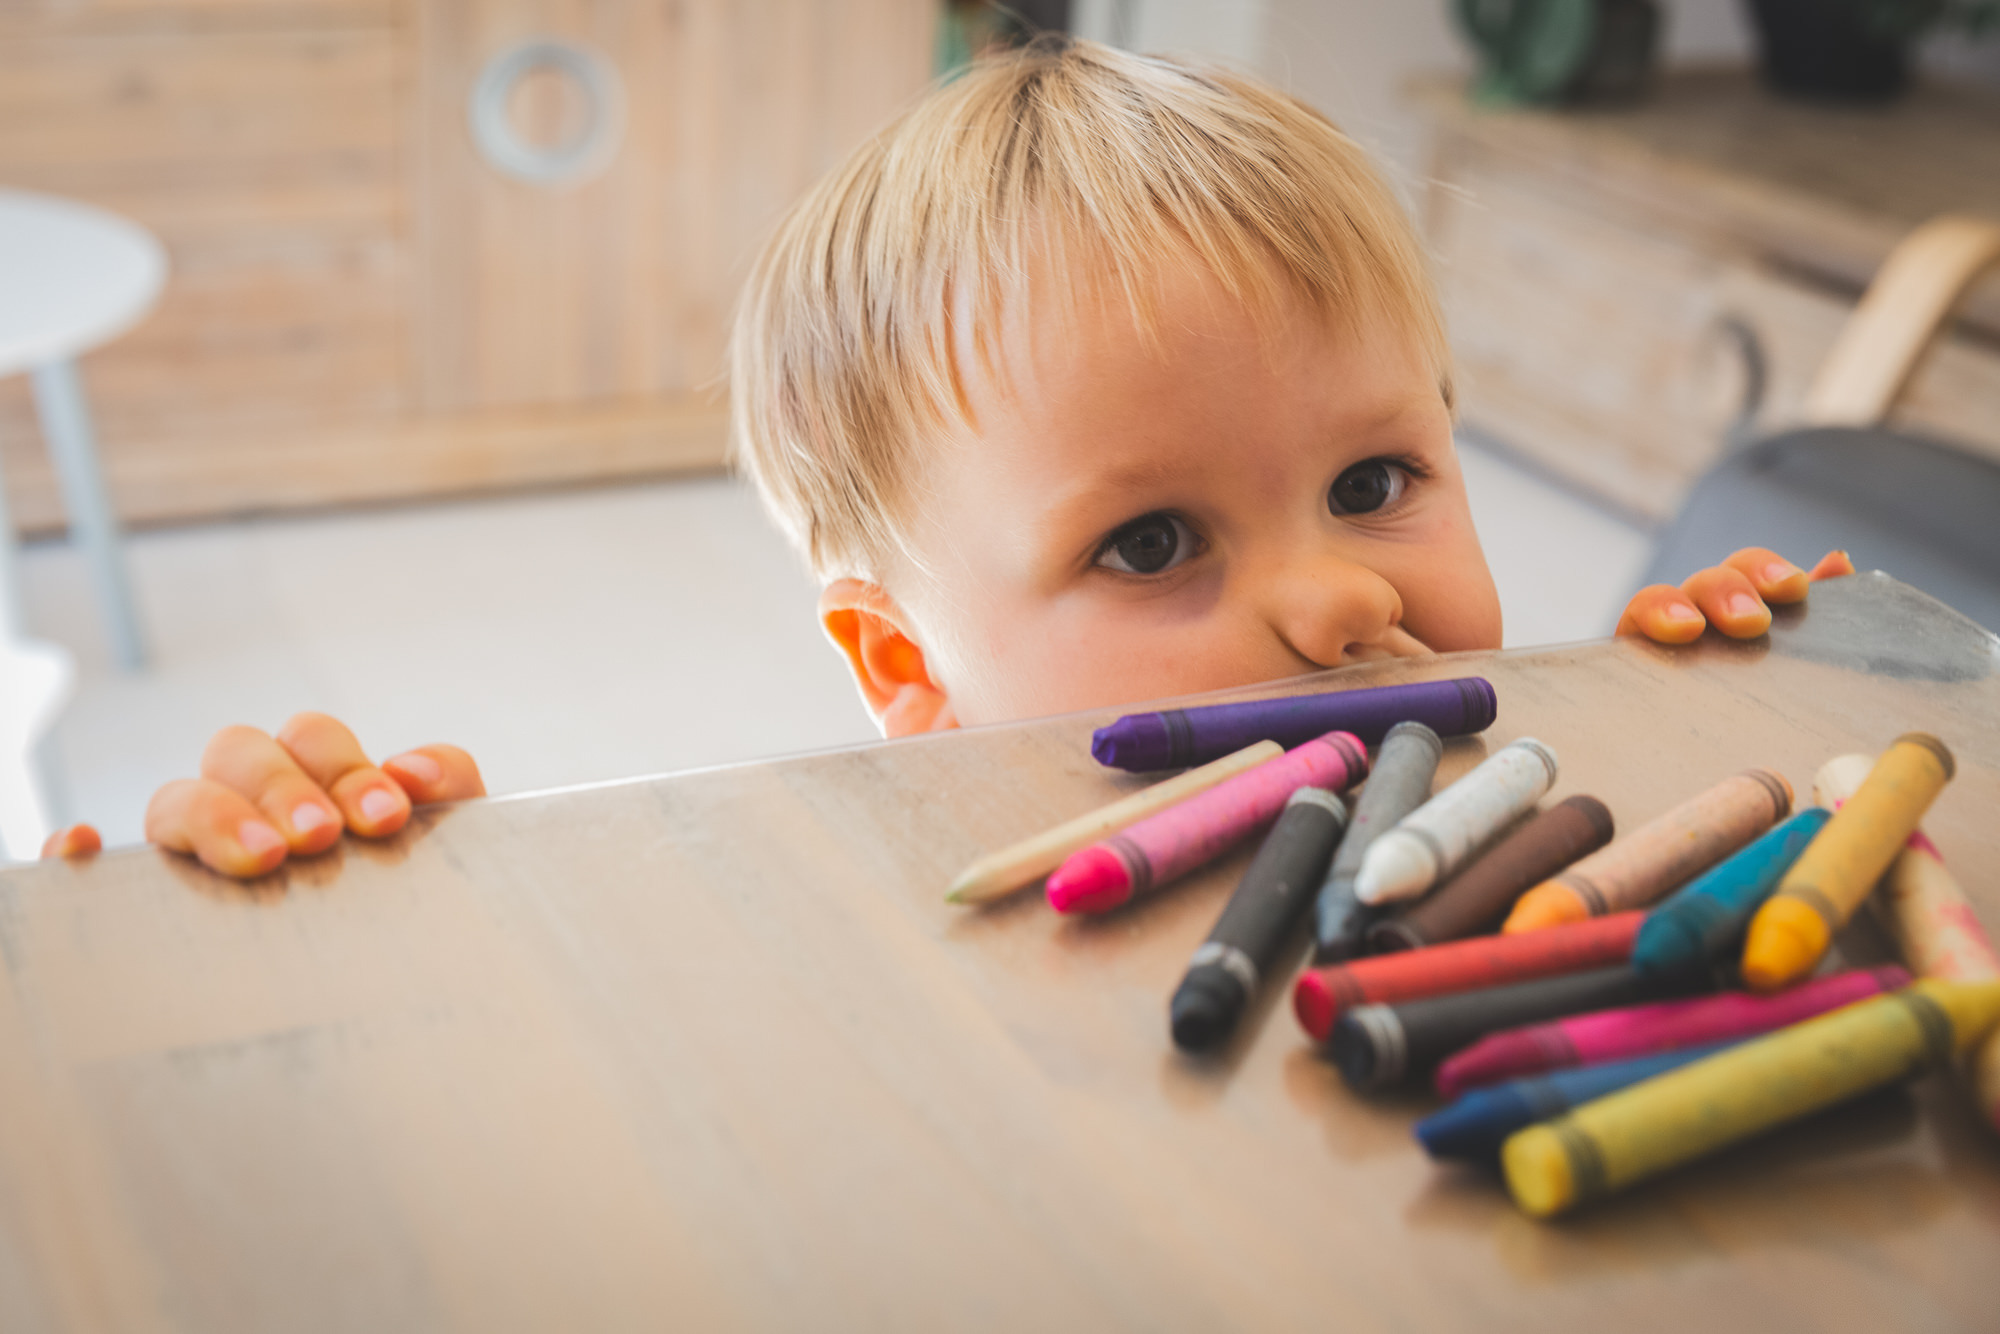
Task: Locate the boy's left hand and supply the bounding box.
[1618,547,1855,644]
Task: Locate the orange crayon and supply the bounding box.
[1742,735,1955,992]
[1504,769,1791,935]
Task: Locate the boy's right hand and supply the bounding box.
[50,713,483,879]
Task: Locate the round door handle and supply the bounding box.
[468,39,625,187]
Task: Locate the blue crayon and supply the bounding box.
[1414,1044,1729,1163]
[1630,808,1832,976]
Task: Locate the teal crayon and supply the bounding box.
[1632,808,1832,976]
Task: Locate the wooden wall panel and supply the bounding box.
[0,11,406,530]
[0,1,934,534]
[413,0,935,414]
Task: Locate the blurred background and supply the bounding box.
[2,0,1996,852]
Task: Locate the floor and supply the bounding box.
[16,440,1653,849]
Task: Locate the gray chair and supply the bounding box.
[1642,215,2000,633]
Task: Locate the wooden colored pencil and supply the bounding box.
[944,740,1284,904]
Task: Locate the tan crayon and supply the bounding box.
[1503,769,1791,934]
[945,741,1283,904]
[1743,734,1955,992]
[1815,752,2000,1131]
[1503,978,2000,1217]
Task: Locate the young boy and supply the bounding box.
[44,38,1847,877]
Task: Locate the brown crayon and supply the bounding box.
[1371,796,1614,952]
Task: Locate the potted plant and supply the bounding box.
[1745,0,2000,102]
[1454,0,1663,105]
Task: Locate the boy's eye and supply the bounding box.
[1327,459,1411,516]
[1095,512,1196,575]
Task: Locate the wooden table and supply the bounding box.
[3,574,1997,1333]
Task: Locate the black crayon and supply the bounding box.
[1312,720,1441,964]
[1328,964,1709,1092]
[1171,786,1349,1052]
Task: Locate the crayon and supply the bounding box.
[1416,1044,1730,1164]
[1812,754,2000,983]
[1328,963,1703,1092]
[945,741,1284,904]
[1503,769,1792,934]
[1436,965,1910,1097]
[1353,738,1559,906]
[1371,795,1614,952]
[1311,720,1442,964]
[1293,911,1645,1043]
[1171,787,1348,1052]
[1816,752,2000,1132]
[1090,676,1495,772]
[1629,807,1832,975]
[1502,979,2000,1218]
[1742,734,1955,992]
[1045,731,1368,915]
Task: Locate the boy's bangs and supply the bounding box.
[731,39,1449,581]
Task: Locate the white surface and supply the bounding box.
[0,189,166,373]
[0,637,74,862]
[20,476,880,848]
[1456,436,1653,648]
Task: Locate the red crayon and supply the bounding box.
[1435,964,1911,1096]
[1046,731,1367,915]
[1292,911,1644,1043]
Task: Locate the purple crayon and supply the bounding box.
[1092,677,1497,773]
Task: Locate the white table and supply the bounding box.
[0,187,164,670]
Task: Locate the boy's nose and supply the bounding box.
[1260,551,1407,669]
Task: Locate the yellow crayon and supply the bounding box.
[1503,978,2000,1217]
[1741,734,1955,993]
[944,741,1282,903]
[1815,752,2000,1133]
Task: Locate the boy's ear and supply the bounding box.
[818,579,958,738]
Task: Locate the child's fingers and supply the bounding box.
[144,778,291,878]
[382,745,487,805]
[199,725,345,855]
[1721,547,1809,606]
[1808,549,1855,581]
[274,712,412,840]
[1615,585,1707,643]
[1681,564,1772,639]
[41,824,102,859]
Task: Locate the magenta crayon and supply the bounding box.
[1091,677,1495,772]
[1435,964,1911,1096]
[1046,732,1369,915]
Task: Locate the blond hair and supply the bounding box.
[730,37,1448,581]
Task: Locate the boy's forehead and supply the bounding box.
[949,245,1343,423]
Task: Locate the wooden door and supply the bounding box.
[412,0,935,414]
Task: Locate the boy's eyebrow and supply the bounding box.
[1032,457,1190,542]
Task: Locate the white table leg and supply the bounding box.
[0,430,26,642]
[32,357,148,670]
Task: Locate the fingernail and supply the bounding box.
[1727,593,1763,617]
[1763,560,1801,583]
[389,751,442,786]
[359,788,403,824]
[1663,602,1703,623]
[238,821,286,856]
[290,802,332,835]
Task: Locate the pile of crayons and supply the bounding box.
[945,678,2000,1218]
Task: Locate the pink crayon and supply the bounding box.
[1434,964,1910,1097]
[1045,731,1368,915]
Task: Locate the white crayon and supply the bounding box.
[1355,737,1559,905]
